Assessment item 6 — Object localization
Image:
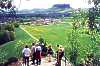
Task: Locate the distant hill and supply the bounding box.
[53,4,70,9]
[17,4,71,14]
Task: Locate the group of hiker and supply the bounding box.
[22,42,64,66]
[0,42,65,66]
[22,42,42,66]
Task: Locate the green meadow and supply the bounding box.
[0,20,100,63]
[21,22,100,63]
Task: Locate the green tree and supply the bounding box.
[5,23,14,31]
[0,0,16,23]
[68,30,79,66]
[79,9,88,28]
[39,37,44,44]
[72,9,80,30]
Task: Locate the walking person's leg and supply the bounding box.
[49,54,51,62]
[59,60,61,66]
[32,53,35,65]
[26,57,29,66]
[24,57,27,66]
[39,58,41,65]
[36,59,38,66]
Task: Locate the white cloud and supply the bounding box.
[13,0,94,10]
[13,0,68,10]
[69,0,94,8]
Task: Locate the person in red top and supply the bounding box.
[35,44,42,65]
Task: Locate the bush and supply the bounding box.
[5,24,15,31]
[0,24,5,31]
[9,31,15,41]
[0,31,10,45]
[0,31,4,37]
[13,22,19,28]
[68,30,79,66]
[0,31,5,44]
[39,37,44,44]
[27,23,31,25]
[70,47,78,66]
[0,31,15,45]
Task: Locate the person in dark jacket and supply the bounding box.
[47,45,53,62]
[41,44,47,56]
[31,43,36,65]
[56,48,64,66]
[35,44,42,65]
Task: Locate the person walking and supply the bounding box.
[47,45,53,62]
[35,44,42,66]
[31,43,36,65]
[56,45,64,66]
[41,44,47,57]
[22,45,31,66]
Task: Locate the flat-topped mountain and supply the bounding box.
[17,4,71,14]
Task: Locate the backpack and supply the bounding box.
[48,48,53,55]
[32,46,35,53]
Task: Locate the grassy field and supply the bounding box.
[0,20,100,63]
[21,23,72,48]
[21,22,99,63]
[0,28,33,62]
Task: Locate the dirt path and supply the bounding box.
[20,57,71,66]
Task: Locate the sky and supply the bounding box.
[13,0,94,10]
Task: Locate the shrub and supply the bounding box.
[5,24,14,31]
[5,31,11,41]
[0,31,15,45]
[70,47,78,66]
[9,31,15,41]
[39,37,44,44]
[0,31,4,37]
[0,31,10,45]
[0,24,5,31]
[0,31,5,44]
[13,22,19,28]
[68,30,79,66]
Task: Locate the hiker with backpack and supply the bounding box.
[56,45,64,66]
[35,43,42,66]
[47,45,53,62]
[41,44,47,57]
[31,42,36,65]
[22,45,31,66]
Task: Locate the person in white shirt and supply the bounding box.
[22,45,31,66]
